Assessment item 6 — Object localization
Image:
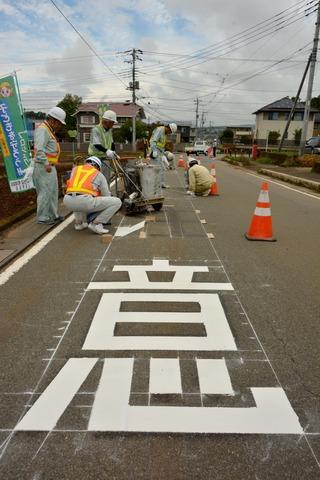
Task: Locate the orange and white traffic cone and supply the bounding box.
[245,182,276,241]
[178,154,186,168]
[209,163,219,196]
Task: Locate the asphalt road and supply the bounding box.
[0,157,319,479]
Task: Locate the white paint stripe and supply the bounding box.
[254,207,271,216]
[15,358,98,431]
[88,281,233,291]
[88,358,303,434]
[0,216,74,286]
[114,221,145,237]
[149,359,182,394]
[245,171,320,200]
[89,358,133,431]
[197,359,234,395]
[82,293,237,351]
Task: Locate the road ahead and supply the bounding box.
[0,158,319,479]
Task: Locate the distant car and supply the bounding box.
[185,141,209,156]
[305,136,320,154]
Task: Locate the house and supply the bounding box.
[227,125,253,143]
[253,97,318,144]
[76,101,146,143]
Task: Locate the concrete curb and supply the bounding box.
[258,168,320,193]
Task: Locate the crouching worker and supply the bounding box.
[187,158,213,197]
[63,156,122,234]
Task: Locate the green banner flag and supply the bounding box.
[0,74,33,192]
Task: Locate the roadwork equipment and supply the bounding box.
[178,155,186,168]
[209,163,219,196]
[245,182,276,241]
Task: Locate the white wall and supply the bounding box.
[255,113,315,140]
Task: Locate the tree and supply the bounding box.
[220,128,234,143]
[268,131,281,145]
[57,93,82,131]
[115,119,148,143]
[311,95,320,111]
[294,128,302,145]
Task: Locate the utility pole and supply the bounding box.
[124,48,143,152]
[194,98,199,140]
[299,1,320,155]
[279,54,311,151]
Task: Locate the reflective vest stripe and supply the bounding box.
[34,123,60,164]
[66,165,100,196]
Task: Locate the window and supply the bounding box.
[267,112,279,120]
[80,115,95,124]
[293,112,303,121]
[83,132,91,143]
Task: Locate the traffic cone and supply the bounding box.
[209,163,219,196]
[178,155,186,168]
[245,182,276,241]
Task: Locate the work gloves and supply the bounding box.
[106,149,116,159]
[150,150,158,159]
[23,161,34,180]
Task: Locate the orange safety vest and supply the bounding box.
[66,164,101,196]
[34,121,61,165]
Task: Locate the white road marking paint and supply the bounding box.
[114,221,145,237]
[88,259,233,291]
[245,171,320,200]
[197,359,234,395]
[150,359,182,394]
[15,358,98,431]
[89,358,303,434]
[0,216,74,286]
[82,293,237,351]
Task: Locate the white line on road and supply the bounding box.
[245,171,320,200]
[0,216,74,286]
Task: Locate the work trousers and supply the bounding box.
[149,149,165,184]
[33,163,59,222]
[63,194,121,225]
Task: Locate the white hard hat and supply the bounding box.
[48,106,66,125]
[188,157,199,166]
[169,122,177,134]
[102,110,118,124]
[86,156,102,169]
[165,151,174,161]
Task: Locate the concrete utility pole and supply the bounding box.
[124,48,142,152]
[195,98,199,140]
[299,1,320,155]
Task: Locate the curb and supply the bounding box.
[258,169,320,193]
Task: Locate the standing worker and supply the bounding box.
[32,106,66,225]
[149,122,177,188]
[186,158,213,197]
[88,110,118,184]
[63,156,122,234]
[212,138,217,157]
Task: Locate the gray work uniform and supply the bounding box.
[32,122,60,223]
[63,167,121,225]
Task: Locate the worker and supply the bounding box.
[88,110,118,184]
[212,138,217,157]
[63,156,122,234]
[149,123,177,188]
[186,158,213,197]
[32,106,66,225]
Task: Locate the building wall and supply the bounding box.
[255,112,315,140]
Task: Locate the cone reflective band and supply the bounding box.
[178,155,186,168]
[210,163,219,196]
[245,182,276,242]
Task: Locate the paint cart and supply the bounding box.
[111,156,164,214]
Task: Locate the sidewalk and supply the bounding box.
[221,156,320,193]
[0,200,70,270]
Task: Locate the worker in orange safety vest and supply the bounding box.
[63,156,122,234]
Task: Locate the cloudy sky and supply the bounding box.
[0,0,319,126]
